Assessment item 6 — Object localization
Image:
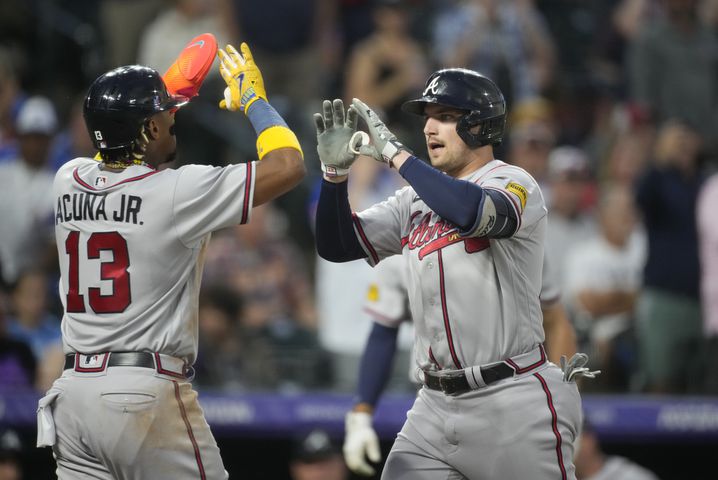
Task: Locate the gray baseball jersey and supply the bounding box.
[38,157,256,479]
[354,159,545,370]
[353,159,582,480]
[363,244,561,327]
[54,157,256,364]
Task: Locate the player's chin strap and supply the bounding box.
[560,353,601,382]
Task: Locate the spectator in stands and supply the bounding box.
[602,126,654,188]
[218,0,337,129]
[290,429,348,480]
[194,284,279,391]
[575,420,660,480]
[634,119,705,393]
[203,203,331,390]
[344,0,428,153]
[697,171,718,394]
[505,97,557,191]
[0,292,36,390]
[6,269,63,391]
[0,428,23,480]
[98,0,165,68]
[564,185,646,392]
[433,0,556,106]
[627,0,718,157]
[0,48,25,163]
[544,146,598,290]
[0,96,57,286]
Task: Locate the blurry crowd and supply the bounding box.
[1,0,718,407]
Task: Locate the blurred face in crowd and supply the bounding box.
[198,304,232,344]
[550,169,589,218]
[423,104,478,177]
[290,455,347,480]
[508,125,555,180]
[599,187,637,248]
[12,270,47,327]
[19,133,52,169]
[654,120,702,173]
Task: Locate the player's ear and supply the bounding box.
[146,117,161,141]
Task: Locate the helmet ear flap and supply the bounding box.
[457,111,506,149]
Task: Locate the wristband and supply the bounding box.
[256,125,303,160]
[382,140,410,168]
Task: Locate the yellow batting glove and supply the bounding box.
[218,42,267,114]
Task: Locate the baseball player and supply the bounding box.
[36,42,305,479]
[314,68,593,479]
[344,250,578,476]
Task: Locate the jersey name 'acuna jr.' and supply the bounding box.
[55,193,143,225]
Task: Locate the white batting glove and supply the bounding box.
[343,411,381,476]
[561,353,601,382]
[351,98,408,167]
[314,99,362,177]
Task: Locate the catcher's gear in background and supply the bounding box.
[83,66,188,151]
[314,99,362,177]
[163,32,218,99]
[402,68,506,148]
[351,98,409,166]
[344,411,381,476]
[218,43,267,113]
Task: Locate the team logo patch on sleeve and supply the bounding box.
[506,182,528,209]
[366,284,379,302]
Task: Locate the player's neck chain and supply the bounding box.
[100,161,151,170]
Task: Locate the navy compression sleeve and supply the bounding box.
[356,323,400,407]
[398,156,485,231]
[315,179,367,262]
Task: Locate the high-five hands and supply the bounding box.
[314,99,364,177]
[218,42,267,113]
[351,98,409,166]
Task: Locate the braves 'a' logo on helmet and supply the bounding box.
[423,77,440,96]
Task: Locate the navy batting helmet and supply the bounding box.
[83,65,188,151]
[402,68,506,148]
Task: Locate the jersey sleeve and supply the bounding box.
[540,250,561,307]
[353,186,411,266]
[363,255,410,328]
[172,162,256,247]
[466,165,546,239]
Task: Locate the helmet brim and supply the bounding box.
[163,94,190,111]
[401,99,430,116]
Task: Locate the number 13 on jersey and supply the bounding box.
[64,230,131,314]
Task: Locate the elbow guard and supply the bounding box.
[473,188,519,238]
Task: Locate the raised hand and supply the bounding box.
[351,98,408,166]
[314,99,362,177]
[218,42,267,113]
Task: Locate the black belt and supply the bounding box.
[64,352,156,371]
[423,362,515,396]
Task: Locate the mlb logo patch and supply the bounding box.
[75,353,109,372]
[84,355,100,366]
[95,176,107,187]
